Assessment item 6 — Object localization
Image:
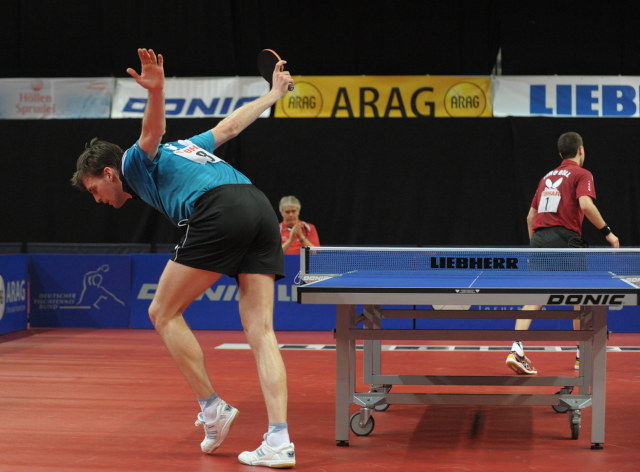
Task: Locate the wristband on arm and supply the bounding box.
[600,225,612,236]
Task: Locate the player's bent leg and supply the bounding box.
[149,261,239,454]
[149,260,222,398]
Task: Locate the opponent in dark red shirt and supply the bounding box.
[507,131,620,375]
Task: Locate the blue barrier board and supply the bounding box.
[30,255,130,328]
[0,255,29,334]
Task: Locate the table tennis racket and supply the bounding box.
[257,48,294,92]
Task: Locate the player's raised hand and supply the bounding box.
[271,59,293,98]
[126,48,165,92]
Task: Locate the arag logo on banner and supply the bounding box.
[444,82,488,117]
[275,76,491,118]
[0,255,29,335]
[0,275,26,322]
[279,81,324,118]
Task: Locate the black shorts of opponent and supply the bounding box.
[529,226,588,272]
[530,226,588,249]
[172,184,285,280]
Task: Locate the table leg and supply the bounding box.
[590,306,607,448]
[335,304,356,446]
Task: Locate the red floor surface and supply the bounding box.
[1,329,639,471]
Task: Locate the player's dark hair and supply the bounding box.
[70,138,124,191]
[557,131,583,159]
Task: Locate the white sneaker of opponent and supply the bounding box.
[506,351,538,375]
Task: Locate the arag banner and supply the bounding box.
[274,76,492,118]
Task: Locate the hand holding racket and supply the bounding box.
[257,48,294,93]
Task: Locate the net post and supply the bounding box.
[300,246,310,281]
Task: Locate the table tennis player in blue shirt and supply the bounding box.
[506,131,620,375]
[71,48,296,468]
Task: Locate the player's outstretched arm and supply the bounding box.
[127,48,166,158]
[211,60,291,148]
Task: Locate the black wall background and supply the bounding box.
[2,1,640,248]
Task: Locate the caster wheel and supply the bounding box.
[570,422,580,439]
[569,409,581,440]
[349,411,375,436]
[374,403,390,412]
[553,403,569,413]
[371,385,391,411]
[552,386,574,413]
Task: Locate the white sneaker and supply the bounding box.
[238,438,296,468]
[506,351,538,375]
[194,400,239,454]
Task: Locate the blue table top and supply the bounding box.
[305,270,639,291]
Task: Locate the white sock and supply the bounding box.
[511,341,524,357]
[266,423,290,448]
[199,395,221,421]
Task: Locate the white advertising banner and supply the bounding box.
[0,78,114,119]
[112,77,270,118]
[493,76,640,117]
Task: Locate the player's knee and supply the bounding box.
[148,300,168,330]
[242,318,272,342]
[242,323,265,340]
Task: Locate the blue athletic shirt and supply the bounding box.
[121,130,251,226]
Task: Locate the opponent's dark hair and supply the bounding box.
[557,131,583,159]
[70,138,124,191]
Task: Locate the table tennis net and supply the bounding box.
[303,247,640,276]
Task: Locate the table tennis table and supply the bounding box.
[294,247,640,449]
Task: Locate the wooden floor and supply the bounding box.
[1,328,639,472]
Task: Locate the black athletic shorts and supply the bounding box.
[530,226,588,249]
[172,184,285,279]
[529,226,588,272]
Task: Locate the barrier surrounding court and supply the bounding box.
[1,254,637,332]
[0,255,28,335]
[29,255,131,328]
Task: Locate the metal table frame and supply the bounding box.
[331,305,608,449]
